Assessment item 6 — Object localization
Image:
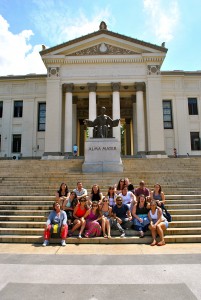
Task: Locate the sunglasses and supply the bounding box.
[80,199,86,202]
[102,200,108,202]
[92,205,98,207]
[116,200,122,202]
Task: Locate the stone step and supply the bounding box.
[0,221,45,228]
[0,215,46,222]
[0,205,52,210]
[0,210,50,216]
[168,209,201,215]
[169,221,201,228]
[172,214,201,221]
[165,204,201,209]
[0,234,201,244]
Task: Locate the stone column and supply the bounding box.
[64,83,74,154]
[88,83,97,138]
[112,82,121,141]
[136,82,146,154]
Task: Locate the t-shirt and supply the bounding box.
[112,204,129,219]
[135,187,149,197]
[73,145,78,153]
[119,191,133,205]
[73,188,87,197]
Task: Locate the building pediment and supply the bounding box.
[40,21,167,66]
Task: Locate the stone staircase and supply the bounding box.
[0,158,201,244]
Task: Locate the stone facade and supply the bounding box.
[0,23,201,158]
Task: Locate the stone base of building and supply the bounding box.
[42,155,66,160]
[82,138,123,173]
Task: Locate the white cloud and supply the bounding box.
[0,15,46,76]
[31,0,112,45]
[143,0,180,43]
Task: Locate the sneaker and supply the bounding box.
[120,233,126,238]
[78,234,82,239]
[42,240,49,247]
[61,240,66,246]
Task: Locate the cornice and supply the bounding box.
[42,55,164,66]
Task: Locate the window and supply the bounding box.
[12,134,21,153]
[0,101,3,118]
[188,98,198,115]
[163,100,173,129]
[190,132,201,150]
[14,101,23,117]
[38,102,46,131]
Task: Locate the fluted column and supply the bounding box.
[136,82,146,154]
[64,83,74,154]
[112,82,121,141]
[88,83,97,138]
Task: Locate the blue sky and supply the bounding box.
[0,0,201,75]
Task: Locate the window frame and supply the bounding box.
[12,134,22,153]
[13,100,23,118]
[162,100,173,129]
[38,102,46,132]
[0,101,3,118]
[188,98,198,115]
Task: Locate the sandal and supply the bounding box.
[157,241,166,246]
[104,234,108,238]
[139,231,144,238]
[107,235,111,239]
[150,241,157,246]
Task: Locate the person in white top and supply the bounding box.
[148,200,168,246]
[119,186,136,210]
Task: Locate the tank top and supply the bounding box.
[75,203,87,218]
[153,192,162,201]
[150,208,158,220]
[101,208,110,218]
[91,193,101,201]
[87,210,97,221]
[58,189,68,197]
[136,205,149,215]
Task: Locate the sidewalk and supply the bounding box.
[0,243,201,255]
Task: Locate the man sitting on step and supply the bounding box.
[73,182,88,200]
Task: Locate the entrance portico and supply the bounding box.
[41,21,167,158]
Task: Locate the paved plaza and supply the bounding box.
[0,243,201,299]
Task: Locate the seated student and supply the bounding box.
[62,191,78,226]
[42,202,68,247]
[119,186,136,210]
[115,178,125,195]
[55,182,70,207]
[73,182,88,200]
[148,200,168,246]
[89,184,103,204]
[135,180,150,202]
[68,196,89,239]
[124,177,135,193]
[84,201,102,238]
[100,196,112,238]
[107,186,117,207]
[132,194,150,238]
[150,183,166,208]
[111,196,132,237]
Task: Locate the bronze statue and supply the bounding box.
[84,106,120,138]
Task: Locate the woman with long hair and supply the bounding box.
[115,178,125,194]
[132,194,150,238]
[107,186,116,207]
[100,196,112,238]
[68,196,89,239]
[55,183,70,207]
[148,200,168,246]
[89,184,103,205]
[84,201,102,238]
[150,183,166,207]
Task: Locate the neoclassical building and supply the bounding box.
[0,21,201,158]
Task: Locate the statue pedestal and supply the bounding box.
[82,138,123,173]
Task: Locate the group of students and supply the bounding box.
[42,178,168,247]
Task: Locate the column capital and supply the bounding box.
[111,82,121,92]
[87,83,97,92]
[63,83,74,93]
[135,82,145,92]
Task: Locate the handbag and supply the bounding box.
[162,206,172,222]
